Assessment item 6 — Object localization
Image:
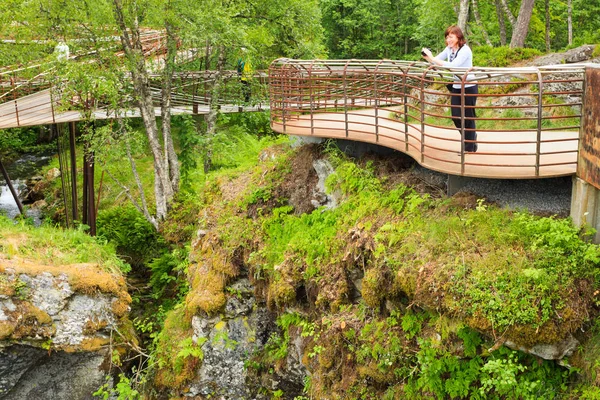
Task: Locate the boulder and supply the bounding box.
[0,260,133,399]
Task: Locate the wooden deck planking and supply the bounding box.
[273,107,579,179]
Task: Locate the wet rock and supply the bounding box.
[31,200,47,209]
[311,159,338,209]
[45,168,61,180]
[187,279,274,399]
[505,334,579,360]
[0,261,132,399]
[0,345,108,400]
[186,278,307,399]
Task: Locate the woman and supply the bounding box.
[422,26,478,153]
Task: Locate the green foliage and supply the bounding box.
[147,248,190,306]
[405,336,569,400]
[172,115,203,189]
[218,111,274,138]
[401,309,425,339]
[321,0,419,59]
[175,337,205,371]
[94,374,141,400]
[97,206,167,268]
[354,310,413,377]
[0,127,45,156]
[0,215,128,273]
[474,46,542,67]
[263,312,311,363]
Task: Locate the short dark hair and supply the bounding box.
[445,25,466,47]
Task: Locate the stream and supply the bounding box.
[0,151,54,225]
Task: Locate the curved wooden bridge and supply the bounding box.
[0,56,591,181]
[269,59,588,179]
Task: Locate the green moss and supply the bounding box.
[177,142,600,398]
[152,307,201,390]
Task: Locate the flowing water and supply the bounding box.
[0,151,54,225]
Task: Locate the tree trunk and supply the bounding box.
[112,0,173,222]
[457,0,470,33]
[500,0,517,26]
[495,0,507,45]
[203,46,225,173]
[545,0,551,52]
[162,20,180,192]
[567,0,573,45]
[472,0,492,46]
[510,0,535,48]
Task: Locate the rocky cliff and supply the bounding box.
[0,256,133,399]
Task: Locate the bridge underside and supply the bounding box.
[273,107,578,179]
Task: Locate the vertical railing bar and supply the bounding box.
[460,72,466,175]
[11,76,20,127]
[420,67,433,164]
[535,70,543,177]
[309,60,315,135]
[281,63,287,133]
[344,60,350,138]
[374,60,383,143]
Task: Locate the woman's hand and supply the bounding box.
[421,47,433,60]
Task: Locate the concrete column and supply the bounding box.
[571,65,600,243]
[571,176,600,243]
[447,174,469,196]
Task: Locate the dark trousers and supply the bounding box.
[449,85,478,152]
[241,80,250,103]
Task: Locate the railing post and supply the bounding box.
[11,76,20,127]
[420,68,430,164]
[344,61,350,138]
[374,61,382,143]
[309,61,315,136]
[460,80,466,175]
[535,70,543,177]
[281,63,287,133]
[68,121,79,222]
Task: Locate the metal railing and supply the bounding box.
[0,70,270,129]
[269,58,588,179]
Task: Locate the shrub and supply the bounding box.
[97,206,167,269]
[474,46,542,67]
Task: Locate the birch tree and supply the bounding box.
[457,0,470,33]
[567,0,572,45]
[494,0,507,45]
[510,0,535,48]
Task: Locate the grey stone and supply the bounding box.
[505,334,579,360]
[0,299,17,321]
[25,272,73,317]
[53,295,116,347]
[187,306,272,399]
[0,345,108,400]
[185,278,307,400]
[312,158,338,209]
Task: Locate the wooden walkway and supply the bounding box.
[0,89,266,129]
[273,107,579,179]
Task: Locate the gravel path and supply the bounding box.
[413,164,572,216]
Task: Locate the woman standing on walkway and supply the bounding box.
[421,26,478,153]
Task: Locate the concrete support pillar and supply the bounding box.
[571,176,600,243]
[571,65,600,243]
[447,174,468,196]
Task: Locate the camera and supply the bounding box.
[421,48,429,56]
